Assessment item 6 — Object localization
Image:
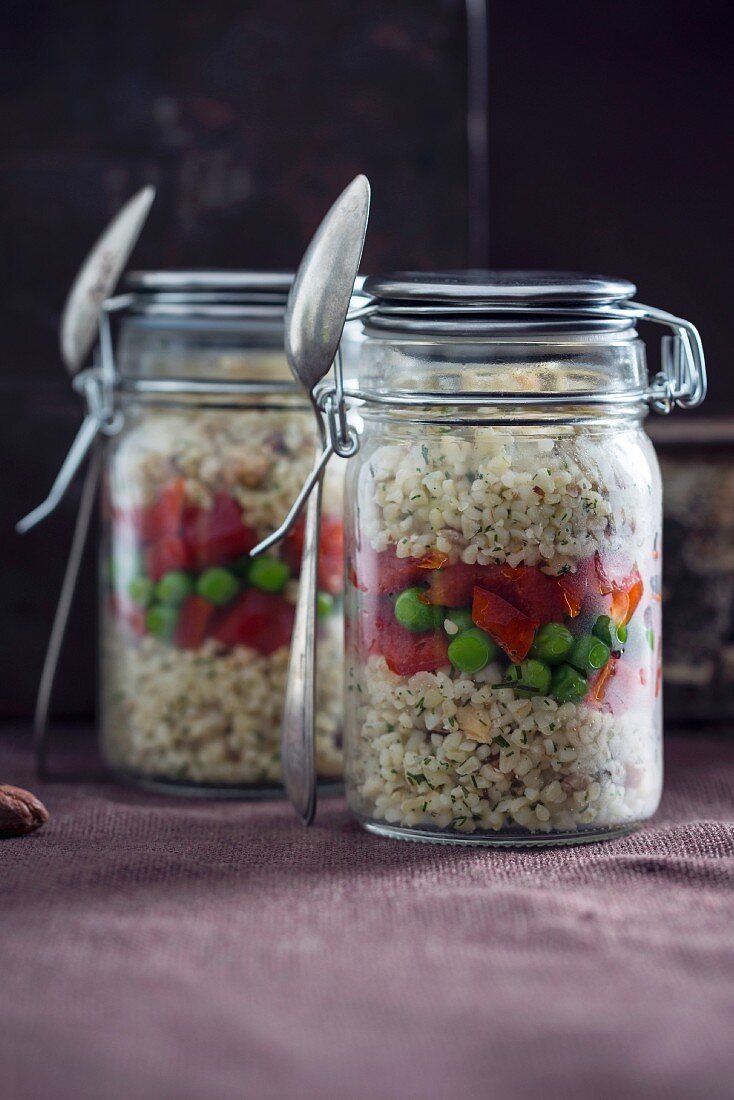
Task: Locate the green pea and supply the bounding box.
[156,570,193,607]
[504,658,552,696]
[248,555,291,593]
[317,591,335,618]
[569,634,610,674]
[448,627,498,673]
[592,614,627,650]
[146,604,178,641]
[550,663,588,704]
[128,576,155,608]
[394,587,441,633]
[444,607,475,635]
[529,622,574,665]
[196,567,239,606]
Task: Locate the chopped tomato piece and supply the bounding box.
[182,493,257,568]
[356,595,396,656]
[594,552,615,595]
[556,554,607,606]
[426,562,569,623]
[282,515,305,576]
[211,589,294,654]
[282,515,344,594]
[373,620,449,677]
[424,563,483,607]
[501,565,570,623]
[472,587,538,662]
[145,534,193,582]
[318,516,345,595]
[352,549,428,595]
[140,478,187,543]
[347,560,366,592]
[175,595,215,649]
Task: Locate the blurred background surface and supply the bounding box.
[1,0,733,719]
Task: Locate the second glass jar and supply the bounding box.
[100,272,344,794]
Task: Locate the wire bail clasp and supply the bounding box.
[623,302,707,415]
[249,348,359,558]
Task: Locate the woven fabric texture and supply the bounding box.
[1,729,733,1100]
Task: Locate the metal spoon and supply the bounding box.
[26,186,156,773]
[60,185,155,373]
[281,174,371,823]
[18,185,156,534]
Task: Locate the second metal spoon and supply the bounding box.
[280,174,370,823]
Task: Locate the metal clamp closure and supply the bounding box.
[16,366,120,534]
[619,301,706,414]
[248,353,359,558]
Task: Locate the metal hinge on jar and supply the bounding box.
[619,301,707,414]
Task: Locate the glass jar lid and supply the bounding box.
[360,270,638,336]
[123,270,294,316]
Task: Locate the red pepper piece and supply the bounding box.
[373,621,449,677]
[211,589,294,654]
[415,549,451,571]
[590,657,617,703]
[182,493,257,569]
[472,586,539,662]
[318,516,345,595]
[624,568,644,622]
[145,534,193,582]
[175,595,216,649]
[556,576,583,618]
[610,566,644,626]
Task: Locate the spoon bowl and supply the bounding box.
[60,185,155,374]
[285,174,370,396]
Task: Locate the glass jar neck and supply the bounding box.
[346,330,648,422]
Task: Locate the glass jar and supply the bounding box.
[341,271,705,844]
[100,272,344,795]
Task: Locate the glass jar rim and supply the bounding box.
[122,270,294,318]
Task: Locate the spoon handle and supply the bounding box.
[281,472,322,824]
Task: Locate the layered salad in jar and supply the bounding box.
[346,425,662,841]
[102,405,343,790]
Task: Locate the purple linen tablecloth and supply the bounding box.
[1,726,733,1100]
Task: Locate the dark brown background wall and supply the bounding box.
[2,0,732,717]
